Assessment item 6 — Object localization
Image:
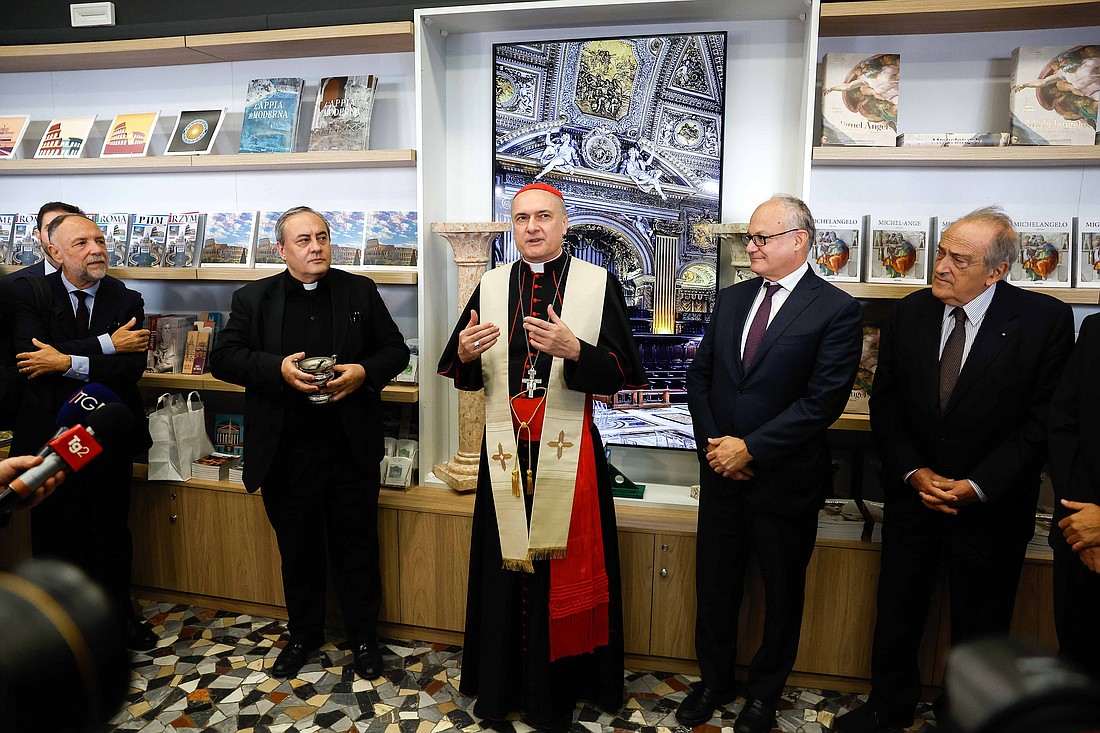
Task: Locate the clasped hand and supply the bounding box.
[281,352,365,402]
[1058,501,1100,573]
[907,467,978,515]
[706,436,754,481]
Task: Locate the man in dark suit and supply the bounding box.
[836,206,1074,732]
[11,213,154,648]
[209,206,409,681]
[681,195,863,732]
[1048,312,1100,679]
[11,201,81,282]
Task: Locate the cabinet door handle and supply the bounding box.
[170,492,176,500]
[661,544,669,552]
[169,514,178,523]
[660,568,667,578]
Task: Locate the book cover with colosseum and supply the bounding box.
[101,112,160,157]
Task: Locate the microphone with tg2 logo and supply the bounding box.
[0,387,132,513]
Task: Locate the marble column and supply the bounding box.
[431,222,511,493]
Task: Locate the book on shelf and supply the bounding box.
[320,210,366,267]
[186,320,216,374]
[362,211,418,267]
[200,211,257,267]
[190,452,240,481]
[239,78,305,154]
[808,214,864,283]
[867,216,931,284]
[164,109,226,156]
[145,314,195,373]
[1009,216,1073,288]
[820,52,899,147]
[8,213,40,266]
[252,211,282,268]
[1010,45,1100,146]
[308,75,378,152]
[228,458,244,484]
[896,132,1010,147]
[0,214,15,265]
[34,116,96,159]
[95,213,131,268]
[1077,214,1100,289]
[163,213,204,267]
[846,323,880,415]
[125,214,170,267]
[213,413,244,456]
[100,112,160,158]
[0,115,31,159]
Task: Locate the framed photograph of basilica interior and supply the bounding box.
[492,32,727,451]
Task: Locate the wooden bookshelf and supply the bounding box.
[0,264,417,285]
[830,413,871,432]
[140,372,419,403]
[0,22,414,73]
[0,149,416,176]
[819,0,1100,37]
[813,146,1100,168]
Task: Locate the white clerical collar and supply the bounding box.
[303,281,319,291]
[522,250,565,274]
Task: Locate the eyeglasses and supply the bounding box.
[740,228,803,247]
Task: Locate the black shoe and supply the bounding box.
[734,698,776,733]
[835,701,913,733]
[125,616,158,651]
[353,641,383,679]
[272,639,317,679]
[675,684,736,726]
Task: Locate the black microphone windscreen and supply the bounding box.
[82,403,134,447]
[57,383,122,427]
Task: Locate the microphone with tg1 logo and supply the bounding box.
[0,402,133,513]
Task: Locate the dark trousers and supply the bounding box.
[260,438,381,646]
[1053,544,1100,679]
[869,487,1033,715]
[694,480,819,703]
[30,453,134,619]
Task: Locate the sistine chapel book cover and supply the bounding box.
[239,78,305,153]
[1009,217,1073,288]
[308,76,378,152]
[1010,45,1099,146]
[867,216,930,284]
[1078,215,1100,288]
[809,214,864,282]
[820,53,899,147]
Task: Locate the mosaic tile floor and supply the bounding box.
[108,601,938,733]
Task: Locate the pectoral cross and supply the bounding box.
[547,431,574,459]
[523,366,543,398]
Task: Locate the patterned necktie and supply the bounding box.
[939,306,966,413]
[742,282,780,370]
[74,290,89,339]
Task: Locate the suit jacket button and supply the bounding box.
[736,390,744,395]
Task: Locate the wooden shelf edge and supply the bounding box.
[813,146,1100,168]
[0,22,414,73]
[0,149,417,176]
[139,372,418,402]
[819,0,1100,36]
[830,413,872,431]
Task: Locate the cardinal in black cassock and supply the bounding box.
[437,183,646,730]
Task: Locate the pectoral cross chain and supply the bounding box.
[523,366,543,398]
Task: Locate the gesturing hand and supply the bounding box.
[458,310,500,364]
[524,304,581,361]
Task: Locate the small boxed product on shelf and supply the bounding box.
[1009,216,1073,288]
[1076,214,1100,288]
[897,132,1010,147]
[808,214,864,282]
[820,52,899,147]
[866,215,931,284]
[1010,45,1100,146]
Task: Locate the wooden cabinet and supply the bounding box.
[396,510,472,632]
[618,531,655,655]
[650,534,698,660]
[129,481,284,607]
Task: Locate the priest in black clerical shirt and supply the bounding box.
[210,206,409,683]
[438,183,645,731]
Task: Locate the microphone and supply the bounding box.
[57,383,122,428]
[0,403,133,513]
